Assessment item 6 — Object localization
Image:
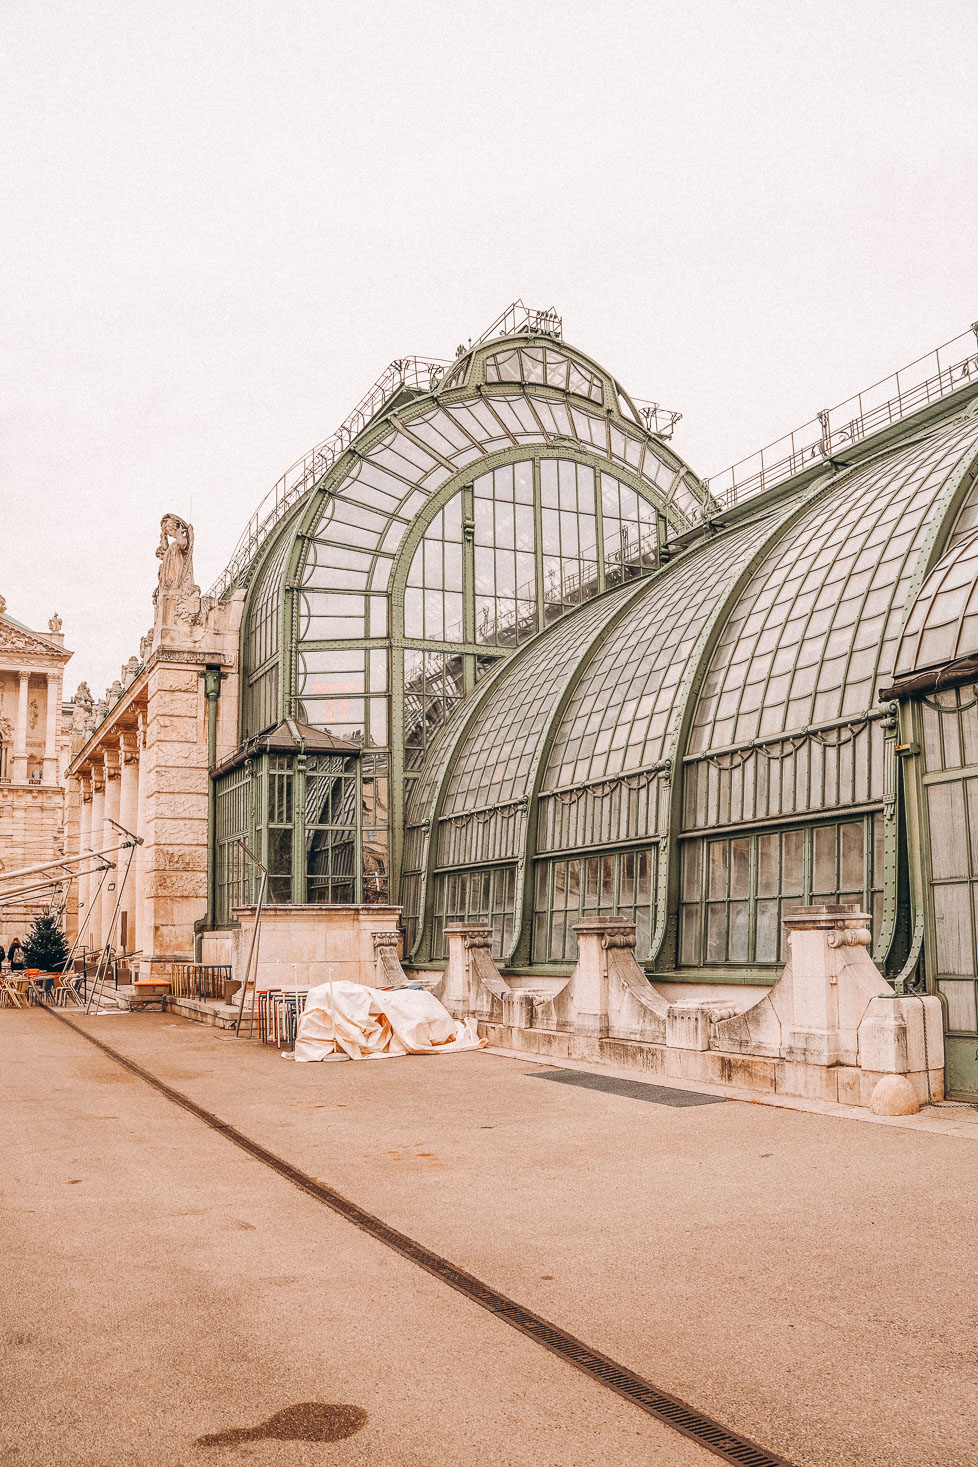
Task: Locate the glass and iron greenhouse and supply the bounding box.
[214,304,978,1096]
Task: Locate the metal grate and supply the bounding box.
[45,1009,793,1467]
[530,1068,725,1106]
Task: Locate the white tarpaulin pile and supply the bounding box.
[292,979,486,1063]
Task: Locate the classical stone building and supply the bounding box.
[64,517,243,967]
[0,596,74,942]
[61,305,978,1099]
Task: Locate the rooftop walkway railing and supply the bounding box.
[705,323,978,511]
[209,312,978,600]
[208,301,564,600]
[209,356,448,598]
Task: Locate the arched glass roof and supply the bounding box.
[687,415,978,752]
[895,523,978,676]
[541,514,782,793]
[416,407,978,880]
[239,327,711,745]
[440,582,640,818]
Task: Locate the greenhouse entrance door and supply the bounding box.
[916,685,978,1097]
[923,762,978,1097]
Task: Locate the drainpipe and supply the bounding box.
[196,665,223,959]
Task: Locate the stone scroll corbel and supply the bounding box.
[442,923,510,1021]
[569,917,669,1043]
[371,930,408,990]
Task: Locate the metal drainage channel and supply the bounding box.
[46,1009,794,1467]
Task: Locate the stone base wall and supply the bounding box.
[477,1022,944,1106]
[412,905,946,1111]
[231,904,402,991]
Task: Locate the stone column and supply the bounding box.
[78,776,93,945]
[782,904,882,1067]
[13,672,29,782]
[89,773,105,953]
[102,754,122,951]
[568,917,623,1037]
[118,734,139,953]
[42,672,60,785]
[133,716,147,970]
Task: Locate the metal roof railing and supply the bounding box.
[705,322,978,512]
[209,355,448,598]
[209,302,565,598]
[468,300,562,349]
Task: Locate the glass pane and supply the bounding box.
[708,841,728,899]
[813,825,837,896]
[840,822,864,892]
[679,906,700,964]
[939,979,978,1033]
[755,899,780,963]
[730,839,750,900]
[757,834,779,897]
[680,841,701,902]
[782,829,804,896]
[934,883,975,974]
[728,901,749,962]
[706,904,728,962]
[929,783,969,880]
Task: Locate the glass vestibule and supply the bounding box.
[213,740,386,923]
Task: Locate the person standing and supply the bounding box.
[8,939,25,971]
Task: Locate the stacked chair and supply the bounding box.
[258,990,309,1049]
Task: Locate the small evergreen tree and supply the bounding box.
[23,912,70,972]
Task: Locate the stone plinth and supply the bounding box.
[443,923,509,1021]
[570,917,668,1043]
[231,904,402,991]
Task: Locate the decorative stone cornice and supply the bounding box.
[0,619,72,664]
[149,647,234,668]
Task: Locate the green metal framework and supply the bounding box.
[213,748,367,922]
[405,387,978,1009]
[217,309,978,1095]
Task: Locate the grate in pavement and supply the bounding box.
[528,1068,725,1106]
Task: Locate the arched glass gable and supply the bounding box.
[235,329,709,902]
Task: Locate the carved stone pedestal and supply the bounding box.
[443,923,509,1020]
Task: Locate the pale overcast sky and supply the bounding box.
[2,0,977,697]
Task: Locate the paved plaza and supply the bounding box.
[3,1009,978,1466]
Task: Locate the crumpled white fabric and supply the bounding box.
[292,979,486,1063]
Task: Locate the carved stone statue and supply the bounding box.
[108,679,123,703]
[70,683,93,734]
[48,612,63,634]
[139,631,153,661]
[123,655,141,685]
[154,513,201,627]
[0,594,6,617]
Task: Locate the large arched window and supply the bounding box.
[400,456,659,764]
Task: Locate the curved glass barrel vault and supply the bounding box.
[406,404,978,975]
